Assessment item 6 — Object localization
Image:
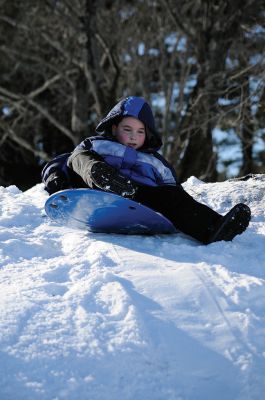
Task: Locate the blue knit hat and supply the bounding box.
[96,96,162,151]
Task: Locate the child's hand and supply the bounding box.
[91,162,138,198]
[45,171,69,195]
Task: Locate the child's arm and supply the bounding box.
[67,149,103,188]
[67,148,137,197]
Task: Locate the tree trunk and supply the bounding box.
[240,74,254,175]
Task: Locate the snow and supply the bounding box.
[0,176,265,400]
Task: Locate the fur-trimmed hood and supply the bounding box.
[95,96,162,152]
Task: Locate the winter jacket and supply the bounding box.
[67,136,177,187]
[67,96,178,188]
[42,96,179,194]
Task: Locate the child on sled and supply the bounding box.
[42,96,251,244]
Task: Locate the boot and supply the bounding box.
[206,203,251,244]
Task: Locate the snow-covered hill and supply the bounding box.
[0,177,265,400]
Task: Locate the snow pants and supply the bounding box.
[134,185,222,244]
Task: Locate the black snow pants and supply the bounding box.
[134,185,222,244]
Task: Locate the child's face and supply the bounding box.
[112,117,146,149]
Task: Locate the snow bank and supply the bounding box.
[0,177,265,399]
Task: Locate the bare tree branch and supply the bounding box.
[5,127,51,161]
[159,0,193,39]
[0,94,76,148]
[25,97,77,144]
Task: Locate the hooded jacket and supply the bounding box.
[95,96,162,152]
[67,96,178,188]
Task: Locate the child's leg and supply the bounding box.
[135,185,251,244]
[135,185,221,243]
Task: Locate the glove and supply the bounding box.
[91,162,138,198]
[45,171,69,195]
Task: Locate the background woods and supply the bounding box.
[0,0,264,189]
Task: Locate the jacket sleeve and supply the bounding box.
[153,152,179,185]
[67,148,103,188]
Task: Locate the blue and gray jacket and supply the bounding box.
[68,96,178,187]
[42,96,178,193]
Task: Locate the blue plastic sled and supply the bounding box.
[45,189,177,235]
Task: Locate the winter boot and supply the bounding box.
[206,203,251,244]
